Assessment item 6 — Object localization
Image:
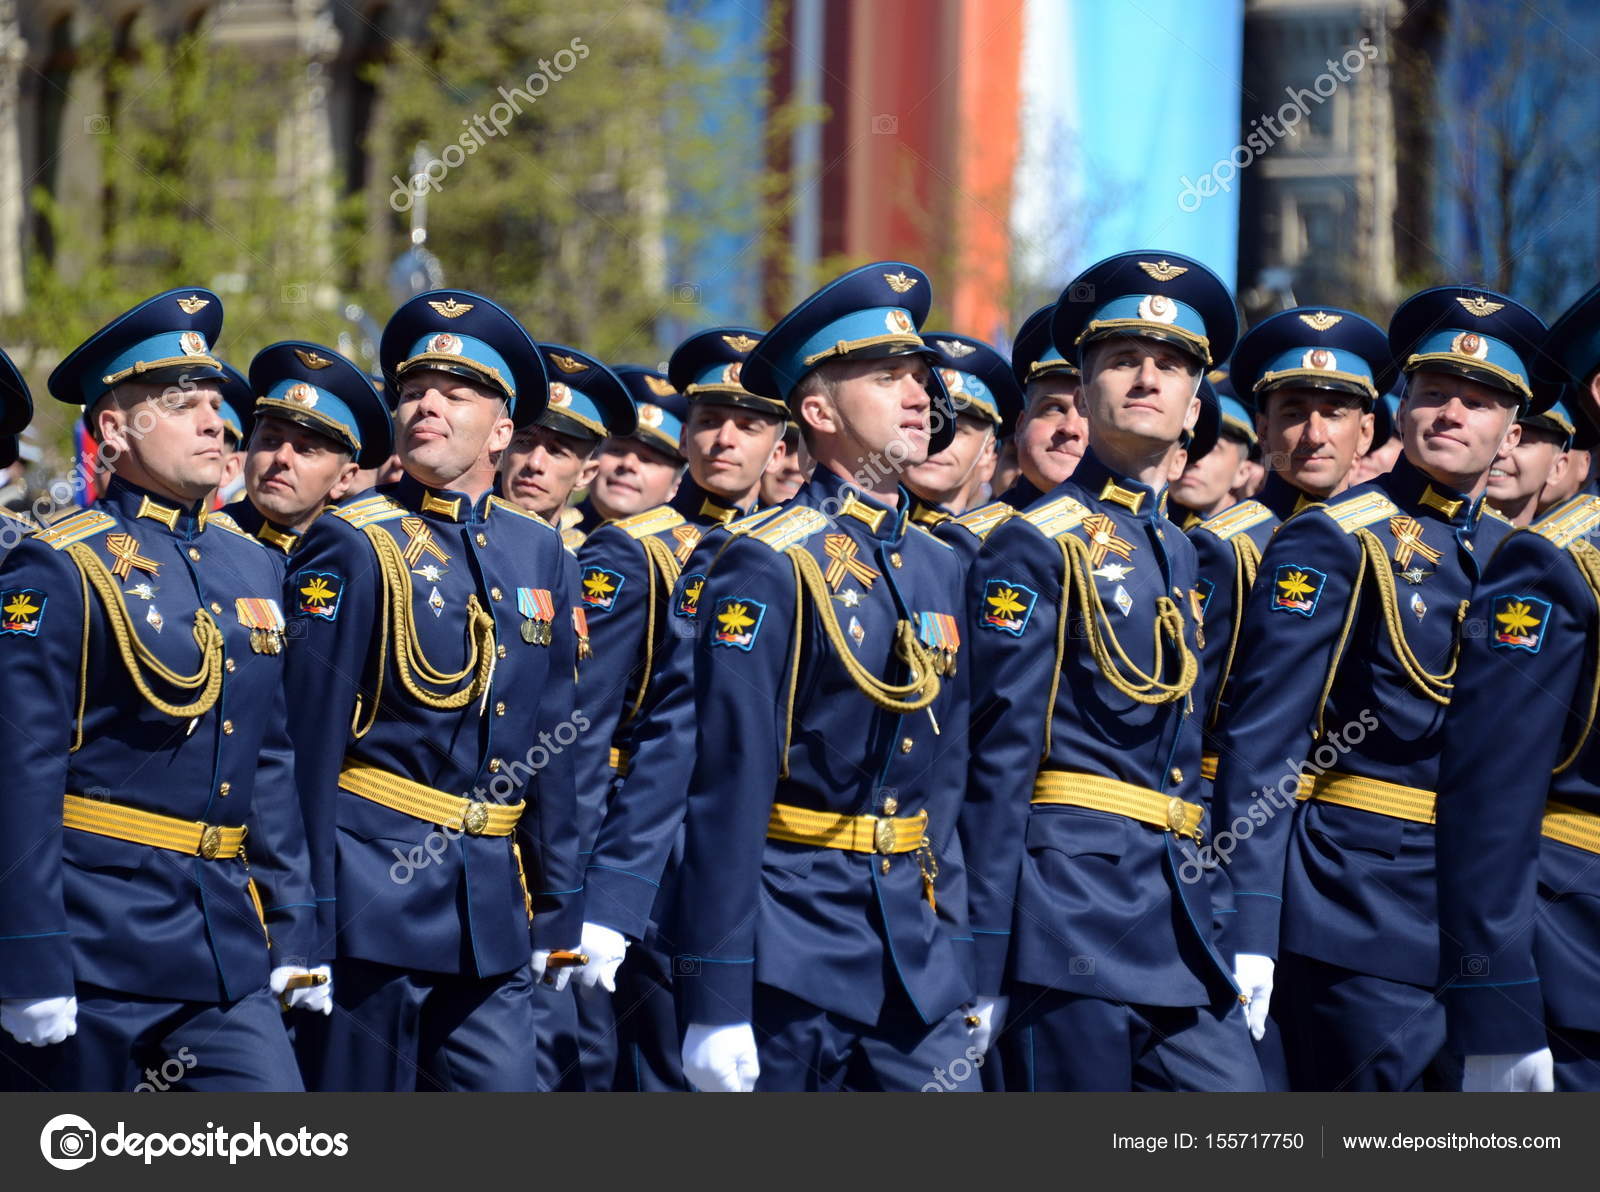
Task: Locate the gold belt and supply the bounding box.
[1542,801,1600,855]
[609,747,630,776]
[1296,770,1436,824]
[62,793,246,860]
[1031,770,1205,841]
[1201,753,1218,782]
[339,762,524,837]
[767,802,929,854]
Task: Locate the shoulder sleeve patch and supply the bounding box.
[1531,494,1600,550]
[1022,495,1091,539]
[953,502,1015,540]
[617,505,688,540]
[747,506,829,552]
[292,569,344,620]
[710,594,767,650]
[1322,492,1400,533]
[0,588,47,635]
[674,572,706,619]
[1270,564,1327,617]
[1199,500,1275,542]
[332,494,407,528]
[34,509,116,550]
[979,578,1039,636]
[579,565,626,613]
[1489,593,1552,653]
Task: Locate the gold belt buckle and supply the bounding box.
[873,817,897,855]
[199,824,223,860]
[462,801,490,836]
[1165,796,1196,840]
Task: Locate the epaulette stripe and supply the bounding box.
[1482,505,1513,525]
[729,507,785,535]
[206,512,252,538]
[35,509,116,549]
[748,506,828,551]
[1199,500,1273,540]
[953,503,1014,537]
[1323,492,1399,532]
[1022,495,1091,538]
[615,506,687,539]
[488,495,556,531]
[333,496,407,528]
[1532,495,1600,550]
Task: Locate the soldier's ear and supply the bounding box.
[1501,416,1523,452]
[327,459,361,502]
[1357,409,1375,457]
[576,455,601,489]
[799,390,836,439]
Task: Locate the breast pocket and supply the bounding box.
[1305,801,1404,860]
[1026,806,1129,862]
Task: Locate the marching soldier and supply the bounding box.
[0,289,323,1090]
[1212,285,1543,1089]
[282,289,583,1091]
[497,346,637,551]
[960,251,1262,1091]
[904,333,1025,533]
[229,342,394,573]
[0,348,36,548]
[1189,308,1388,793]
[938,304,1088,565]
[1437,280,1600,1091]
[1485,395,1594,526]
[1171,382,1257,530]
[671,263,977,1091]
[572,367,687,533]
[760,422,809,506]
[574,328,789,1091]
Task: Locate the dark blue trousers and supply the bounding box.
[609,936,689,1091]
[299,957,540,1091]
[1552,1025,1600,1091]
[1275,951,1457,1090]
[752,984,980,1092]
[528,978,585,1091]
[3,983,301,1092]
[1001,984,1264,1091]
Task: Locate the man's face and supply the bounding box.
[1401,370,1521,484]
[799,355,933,468]
[1539,446,1589,509]
[499,424,597,521]
[684,403,785,502]
[590,436,682,518]
[244,415,358,528]
[1172,437,1246,513]
[1080,337,1201,453]
[760,434,808,505]
[98,379,227,502]
[392,367,513,489]
[1014,374,1089,488]
[1257,387,1373,498]
[904,414,995,506]
[1487,425,1566,508]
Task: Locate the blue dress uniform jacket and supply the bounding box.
[282,475,582,977]
[961,449,1234,1007]
[926,475,1043,569]
[0,478,315,1002]
[1437,495,1600,1058]
[1188,475,1315,767]
[572,478,748,855]
[673,467,974,1028]
[1211,456,1514,985]
[227,501,300,582]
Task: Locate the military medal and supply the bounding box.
[517,587,555,646]
[236,597,286,654]
[145,603,164,633]
[916,611,961,677]
[573,607,593,660]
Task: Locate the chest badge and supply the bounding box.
[517,587,555,645]
[1080,514,1134,568]
[236,597,286,654]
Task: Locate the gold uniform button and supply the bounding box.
[219,782,231,797]
[188,548,201,561]
[488,758,503,773]
[889,552,903,568]
[210,602,222,614]
[1170,767,1184,784]
[477,533,488,547]
[1464,540,1475,551]
[491,587,504,601]
[497,644,508,659]
[222,720,234,735]
[494,701,506,716]
[882,797,899,815]
[900,737,914,754]
[225,658,236,673]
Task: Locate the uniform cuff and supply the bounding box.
[1445,979,1547,1056]
[0,933,75,999]
[582,866,658,943]
[678,956,754,1025]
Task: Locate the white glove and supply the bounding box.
[574,923,629,994]
[531,949,575,993]
[1,996,78,1046]
[966,995,1008,1056]
[1234,953,1274,1041]
[1463,1049,1555,1092]
[270,965,334,1015]
[682,1022,760,1092]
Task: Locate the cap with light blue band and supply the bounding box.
[939,368,999,424]
[1217,391,1258,446]
[793,305,923,372]
[1256,345,1378,401]
[1075,292,1212,363]
[397,331,517,402]
[1405,329,1530,404]
[613,367,687,460]
[256,376,363,454]
[95,329,225,393]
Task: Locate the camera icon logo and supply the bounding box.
[1067,282,1096,304]
[40,1114,97,1171]
[674,955,702,977]
[1460,954,1490,977]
